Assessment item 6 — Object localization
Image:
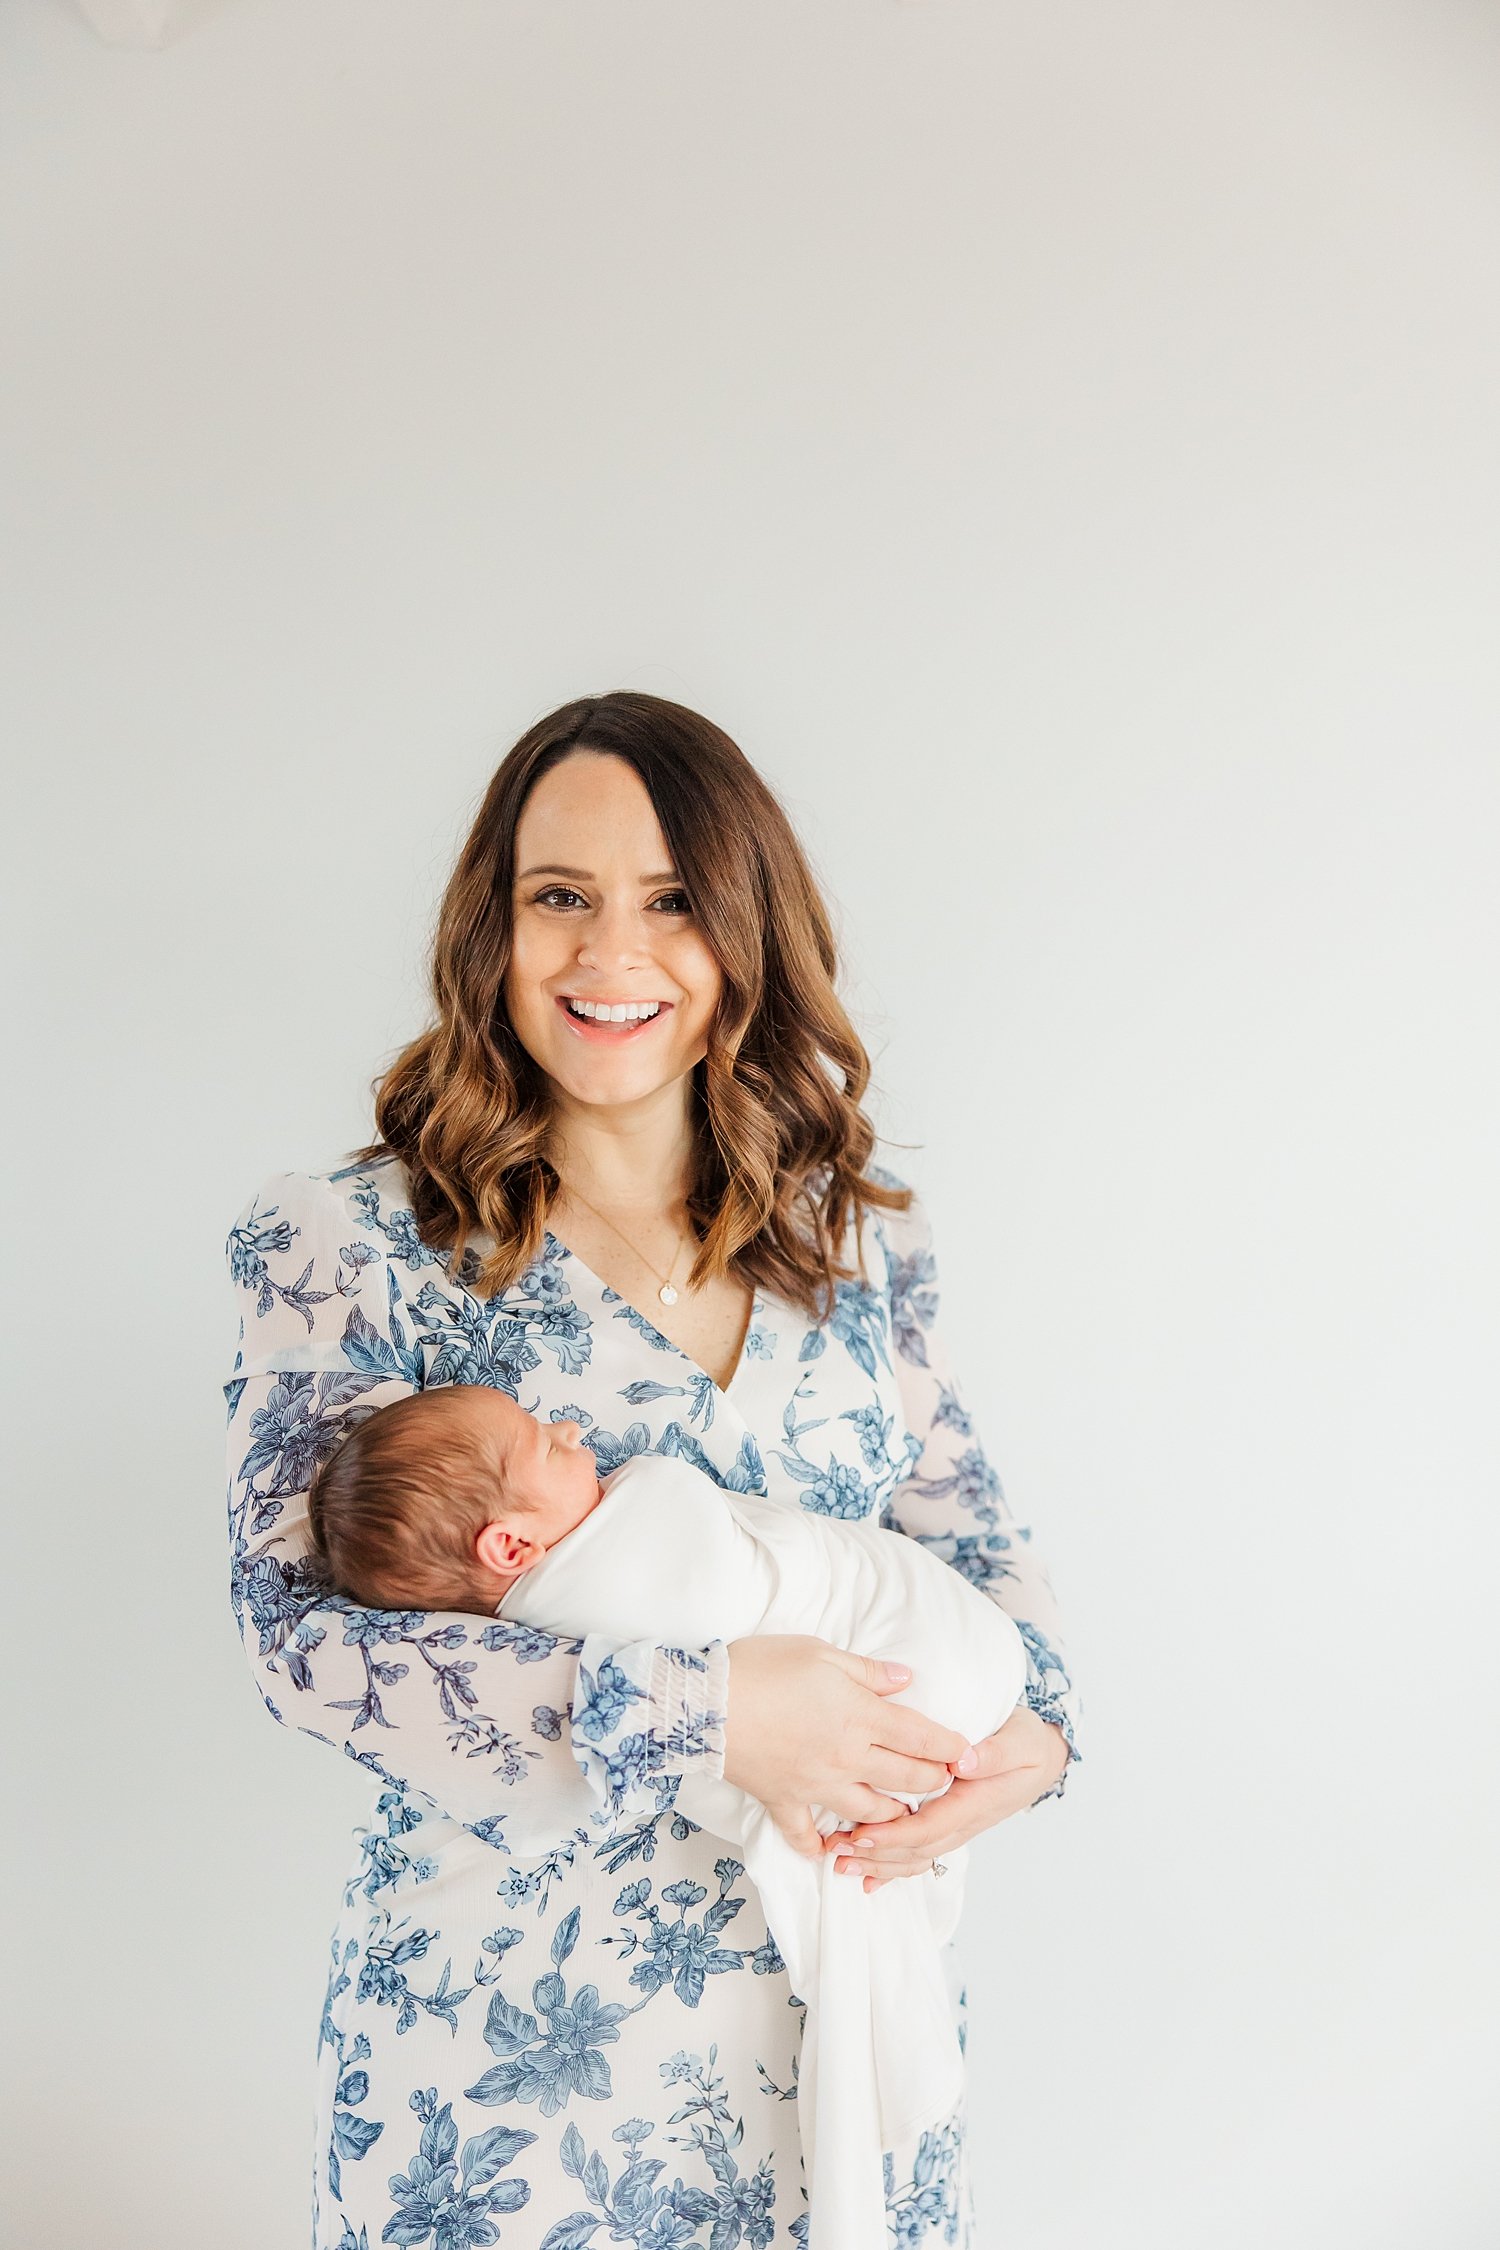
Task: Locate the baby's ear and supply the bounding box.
[475,1517,539,1576]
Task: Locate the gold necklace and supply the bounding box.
[557,1181,692,1306]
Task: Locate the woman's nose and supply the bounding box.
[575,897,653,971]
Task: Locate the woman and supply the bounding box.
[223,690,1082,2250]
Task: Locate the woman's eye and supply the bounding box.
[528,885,691,916]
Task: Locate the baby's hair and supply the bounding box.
[306,1385,537,1613]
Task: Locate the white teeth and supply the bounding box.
[566,998,662,1022]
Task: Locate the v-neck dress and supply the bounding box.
[222,1150,1083,2250]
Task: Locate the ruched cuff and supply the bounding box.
[567,1634,730,1825]
[647,1639,730,1779]
[1022,1675,1081,1811]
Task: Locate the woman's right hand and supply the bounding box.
[721,1634,973,1860]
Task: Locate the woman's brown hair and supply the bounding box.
[353,690,912,1322]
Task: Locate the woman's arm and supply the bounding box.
[223,1167,728,1860]
[873,1180,1083,1809]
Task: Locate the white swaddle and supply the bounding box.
[497,1452,1028,2250]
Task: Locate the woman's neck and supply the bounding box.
[545,1086,697,1217]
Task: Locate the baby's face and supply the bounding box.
[456,1390,605,1576]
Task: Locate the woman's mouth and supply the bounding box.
[554,995,673,1042]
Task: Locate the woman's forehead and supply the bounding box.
[515,752,668,862]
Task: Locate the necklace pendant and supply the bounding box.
[658,1282,679,1305]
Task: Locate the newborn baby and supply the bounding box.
[308,1383,1028,2250]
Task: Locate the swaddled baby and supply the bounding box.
[308,1383,1029,2250]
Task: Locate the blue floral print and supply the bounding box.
[224,1153,1081,2245]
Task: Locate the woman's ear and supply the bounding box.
[475,1518,543,1577]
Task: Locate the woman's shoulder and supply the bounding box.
[226,1147,417,1262]
[322,1145,415,1216]
[852,1158,934,1273]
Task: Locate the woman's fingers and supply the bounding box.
[842,1651,917,1697]
[852,1865,928,1893]
[841,1788,970,1853]
[842,1761,1048,1864]
[841,1647,967,1746]
[766,1800,826,1860]
[874,1706,972,1770]
[721,1640,983,1833]
[768,1791,911,1857]
[837,1835,945,1873]
[848,1661,972,1770]
[832,1854,942,1884]
[857,1743,963,1800]
[818,1804,940,1877]
[807,1781,921,1831]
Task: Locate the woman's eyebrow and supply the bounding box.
[516,862,678,884]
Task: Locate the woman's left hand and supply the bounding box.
[822,1702,1069,1890]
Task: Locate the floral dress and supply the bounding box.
[222,1150,1083,2250]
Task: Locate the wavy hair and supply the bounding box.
[354,690,913,1322]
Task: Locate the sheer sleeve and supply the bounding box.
[874,1184,1083,1809]
[222,1167,729,1859]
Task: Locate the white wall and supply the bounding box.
[3,2,1496,2243]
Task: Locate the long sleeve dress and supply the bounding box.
[222,1149,1083,2250]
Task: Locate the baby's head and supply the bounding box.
[306,1386,604,1615]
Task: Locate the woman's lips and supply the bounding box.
[553,996,674,1043]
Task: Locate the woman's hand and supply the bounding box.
[823,1702,1070,1889]
[722,1635,976,1860]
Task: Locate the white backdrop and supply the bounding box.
[3,3,1496,2244]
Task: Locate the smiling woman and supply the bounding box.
[365,695,903,1330]
[222,688,1081,2250]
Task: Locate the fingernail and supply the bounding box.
[884,1662,911,1683]
[956,1746,978,1774]
[852,1838,874,1850]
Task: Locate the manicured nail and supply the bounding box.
[852,1838,874,1850]
[955,1746,978,1774]
[884,1662,911,1683]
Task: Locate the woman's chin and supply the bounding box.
[549,1054,696,1109]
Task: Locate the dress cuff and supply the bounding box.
[1021,1672,1082,1811]
[647,1640,730,1781]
